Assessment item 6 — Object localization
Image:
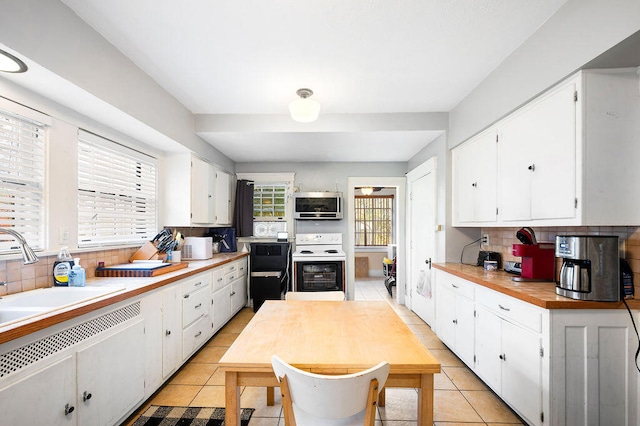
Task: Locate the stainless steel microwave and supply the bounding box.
[293,192,343,220]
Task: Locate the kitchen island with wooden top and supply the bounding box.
[430,263,639,426]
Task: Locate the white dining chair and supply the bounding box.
[284,291,346,301]
[271,355,390,426]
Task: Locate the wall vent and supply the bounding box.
[0,302,140,379]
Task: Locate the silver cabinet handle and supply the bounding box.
[195,331,202,338]
[83,391,92,402]
[528,164,536,172]
[184,294,190,299]
[195,303,202,309]
[194,281,202,287]
[498,304,510,311]
[452,319,458,324]
[499,353,506,361]
[165,329,171,336]
[451,283,459,289]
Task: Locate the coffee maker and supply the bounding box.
[555,235,619,301]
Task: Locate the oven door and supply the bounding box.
[294,260,345,292]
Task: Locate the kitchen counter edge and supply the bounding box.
[0,253,249,345]
[433,263,640,310]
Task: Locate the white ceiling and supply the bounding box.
[52,0,568,162]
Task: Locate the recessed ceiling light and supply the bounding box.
[0,49,28,73]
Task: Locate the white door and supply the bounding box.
[407,158,437,325]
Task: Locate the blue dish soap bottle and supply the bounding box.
[53,247,74,286]
[69,258,86,287]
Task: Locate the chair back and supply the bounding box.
[285,291,345,301]
[272,355,389,425]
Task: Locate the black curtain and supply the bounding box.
[233,179,254,237]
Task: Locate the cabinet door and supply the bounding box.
[76,319,145,426]
[474,305,502,392]
[231,276,247,314]
[498,80,577,222]
[162,285,182,378]
[214,170,231,225]
[191,157,215,224]
[501,320,542,425]
[528,81,577,220]
[0,356,75,425]
[213,286,232,332]
[435,283,456,349]
[453,130,497,224]
[455,294,475,367]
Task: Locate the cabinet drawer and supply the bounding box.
[235,259,247,278]
[182,287,210,327]
[436,271,475,300]
[476,287,542,333]
[182,314,211,360]
[182,272,211,296]
[212,268,226,291]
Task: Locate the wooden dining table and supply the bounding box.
[218,300,441,425]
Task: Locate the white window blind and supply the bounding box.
[78,131,157,247]
[0,108,46,253]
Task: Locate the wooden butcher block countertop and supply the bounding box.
[433,263,640,310]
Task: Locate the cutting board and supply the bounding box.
[95,262,189,277]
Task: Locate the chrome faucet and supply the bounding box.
[0,228,38,264]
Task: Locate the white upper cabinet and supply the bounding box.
[452,128,497,225]
[164,154,234,226]
[452,68,640,227]
[497,79,577,222]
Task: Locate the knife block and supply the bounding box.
[512,243,555,280]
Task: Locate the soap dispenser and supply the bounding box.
[69,258,86,287]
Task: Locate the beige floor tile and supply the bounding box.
[219,321,247,334]
[486,424,524,426]
[398,314,424,324]
[205,366,226,385]
[417,333,447,350]
[190,345,229,363]
[169,362,218,385]
[434,423,485,426]
[382,422,416,425]
[434,371,457,390]
[189,385,227,407]
[429,348,465,367]
[149,384,201,406]
[443,366,489,391]
[462,390,523,424]
[377,388,418,421]
[434,390,483,423]
[241,386,283,418]
[208,332,239,347]
[406,323,433,336]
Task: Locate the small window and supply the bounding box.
[78,131,157,247]
[253,184,287,220]
[354,195,393,246]
[0,108,46,252]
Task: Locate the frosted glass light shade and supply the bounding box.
[0,49,27,73]
[289,89,321,123]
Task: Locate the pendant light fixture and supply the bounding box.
[288,88,321,123]
[360,187,374,196]
[0,49,27,73]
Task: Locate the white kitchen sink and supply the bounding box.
[0,286,126,326]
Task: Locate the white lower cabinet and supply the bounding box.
[435,271,475,367]
[162,285,182,378]
[212,258,248,332]
[434,268,639,426]
[181,271,213,361]
[0,355,75,425]
[76,319,145,426]
[475,304,543,425]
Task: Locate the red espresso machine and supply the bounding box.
[511,227,555,281]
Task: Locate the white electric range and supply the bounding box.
[291,233,346,292]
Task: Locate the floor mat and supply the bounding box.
[132,405,254,426]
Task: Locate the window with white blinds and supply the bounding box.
[78,131,157,247]
[0,108,46,253]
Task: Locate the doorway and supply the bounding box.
[346,177,406,303]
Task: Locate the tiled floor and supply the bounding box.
[123,278,524,425]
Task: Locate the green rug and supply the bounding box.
[132,405,254,426]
